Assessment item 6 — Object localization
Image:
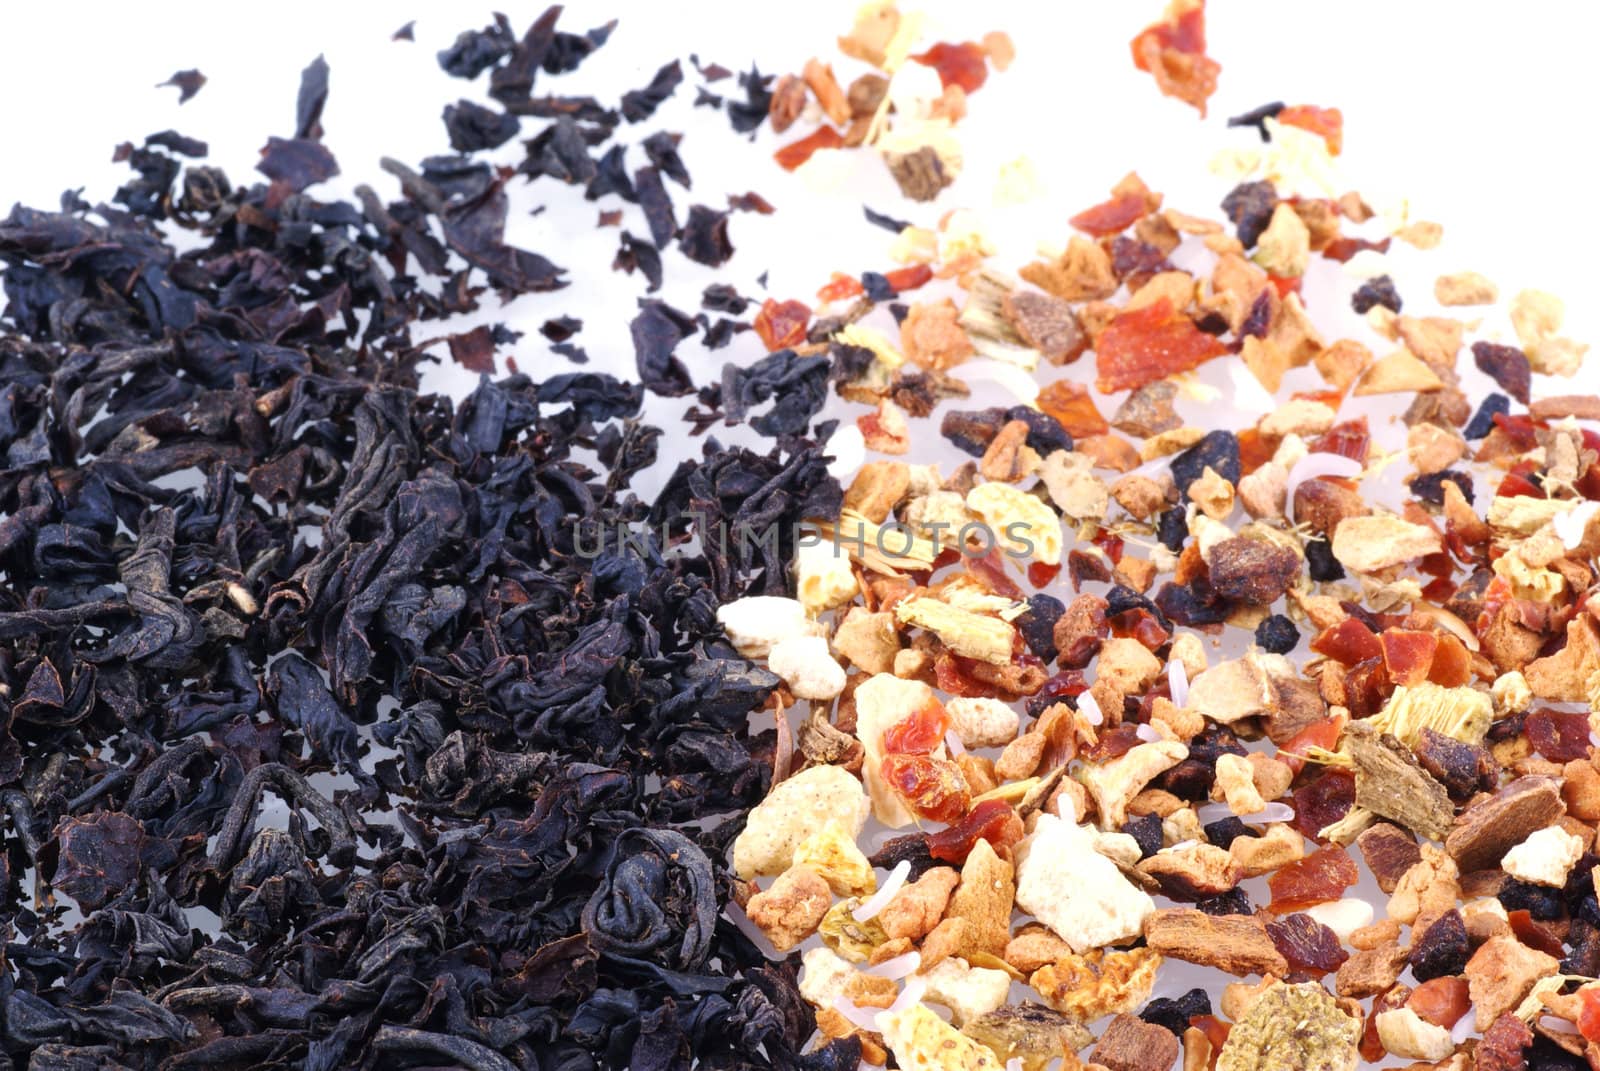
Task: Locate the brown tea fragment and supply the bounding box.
[1334,941,1410,999]
[1346,722,1454,840]
[1355,823,1422,894]
[1444,775,1565,873]
[1207,536,1300,605]
[886,146,953,202]
[1090,1013,1179,1071]
[963,1003,1089,1071]
[1001,290,1087,365]
[1143,909,1289,977]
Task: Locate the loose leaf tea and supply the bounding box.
[0,7,854,1070]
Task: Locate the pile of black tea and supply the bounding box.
[0,8,855,1070]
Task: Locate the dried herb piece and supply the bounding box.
[157,69,207,103]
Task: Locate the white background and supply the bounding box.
[3,3,1598,1066]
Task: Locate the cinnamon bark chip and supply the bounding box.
[1346,722,1454,840]
[1001,290,1087,365]
[1089,1013,1180,1071]
[1355,823,1422,894]
[1143,909,1290,977]
[1444,776,1565,873]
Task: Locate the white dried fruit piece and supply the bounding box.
[1299,897,1373,942]
[1184,649,1292,725]
[895,596,1015,665]
[1014,813,1156,953]
[966,481,1064,564]
[1037,450,1108,529]
[1501,825,1585,887]
[1331,515,1442,573]
[1434,271,1497,306]
[1374,1007,1454,1061]
[944,697,1020,749]
[855,673,939,827]
[1353,349,1444,395]
[1214,753,1266,816]
[793,821,877,898]
[796,539,859,614]
[1259,399,1336,440]
[878,1003,999,1071]
[1093,831,1143,868]
[733,764,870,879]
[1079,740,1189,827]
[921,957,1011,1026]
[768,635,847,700]
[799,946,858,1009]
[716,596,825,658]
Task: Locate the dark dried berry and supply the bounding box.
[1221,180,1278,247]
[1157,506,1188,552]
[867,834,939,881]
[1016,594,1065,663]
[1189,723,1249,766]
[1004,405,1074,455]
[1304,537,1345,582]
[1414,728,1497,800]
[1464,393,1511,440]
[1266,912,1349,974]
[1170,430,1241,494]
[1154,759,1215,801]
[1499,878,1564,921]
[1209,537,1300,604]
[1525,708,1592,763]
[1203,817,1253,850]
[1122,813,1164,860]
[1472,341,1532,405]
[1196,887,1254,917]
[1140,988,1211,1036]
[1255,614,1299,654]
[1351,274,1401,314]
[1562,916,1600,977]
[1409,910,1469,981]
[861,271,895,302]
[1408,469,1475,507]
[1154,581,1230,628]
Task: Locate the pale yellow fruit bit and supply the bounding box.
[767,635,846,701]
[732,764,870,879]
[1330,514,1441,573]
[1029,945,1162,1021]
[832,607,900,676]
[1352,349,1444,396]
[1013,814,1155,953]
[796,538,859,613]
[1501,824,1585,888]
[965,480,1064,564]
[1252,202,1310,278]
[921,957,1012,1026]
[1373,1007,1453,1061]
[1434,270,1498,306]
[1078,739,1188,829]
[894,596,1015,665]
[879,1004,1002,1071]
[793,821,877,897]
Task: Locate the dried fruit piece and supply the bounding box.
[1216,981,1361,1071]
[1267,845,1359,912]
[1144,909,1289,977]
[1276,105,1344,154]
[1264,912,1349,975]
[881,753,971,824]
[912,41,990,93]
[773,125,844,171]
[1130,0,1221,116]
[1096,297,1230,394]
[928,799,1022,864]
[1070,192,1151,237]
[752,298,811,351]
[1091,1013,1180,1071]
[1036,380,1109,437]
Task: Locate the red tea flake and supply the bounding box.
[1094,297,1229,394]
[1360,986,1410,1063]
[1427,633,1473,687]
[1266,274,1302,299]
[1310,618,1383,665]
[1129,0,1220,115]
[1507,909,1565,959]
[1380,628,1439,688]
[883,263,934,293]
[1069,192,1150,237]
[1407,976,1470,1029]
[1235,427,1275,477]
[816,272,864,303]
[1268,845,1359,911]
[911,41,989,94]
[881,753,971,823]
[1027,561,1061,588]
[1580,987,1600,1042]
[1037,380,1110,437]
[1264,912,1349,975]
[1321,235,1391,263]
[773,125,843,171]
[928,799,1023,863]
[882,698,951,755]
[1276,105,1344,155]
[934,653,996,698]
[1082,722,1142,763]
[1341,657,1394,719]
[1525,708,1592,763]
[1310,418,1371,463]
[752,298,811,351]
[1290,770,1356,842]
